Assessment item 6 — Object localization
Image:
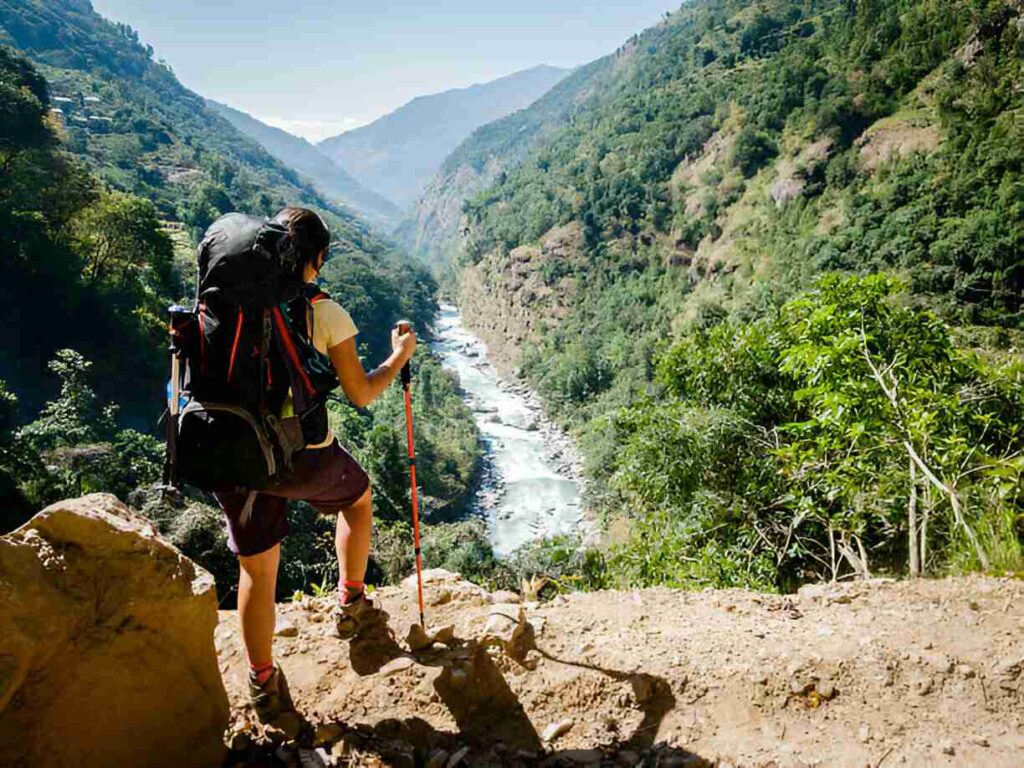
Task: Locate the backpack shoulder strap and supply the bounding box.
[297,283,332,341]
[304,283,331,304]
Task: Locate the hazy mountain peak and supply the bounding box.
[317,64,570,209]
[205,99,400,223]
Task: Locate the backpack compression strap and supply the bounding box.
[292,283,331,344]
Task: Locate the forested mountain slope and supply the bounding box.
[0,0,414,417]
[402,57,618,272]
[0,2,483,582]
[206,99,401,225]
[318,65,569,209]
[440,0,1023,587]
[0,0,380,252]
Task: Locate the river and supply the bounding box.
[430,304,584,556]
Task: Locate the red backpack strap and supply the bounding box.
[271,307,315,399]
[226,308,244,383]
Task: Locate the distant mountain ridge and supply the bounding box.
[317,64,570,209]
[206,99,401,224]
[402,55,620,270]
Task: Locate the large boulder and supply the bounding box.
[0,494,228,767]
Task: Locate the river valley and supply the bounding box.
[430,304,584,556]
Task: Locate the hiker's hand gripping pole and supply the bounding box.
[396,321,426,628]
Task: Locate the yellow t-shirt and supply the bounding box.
[283,298,358,447]
[309,299,358,355]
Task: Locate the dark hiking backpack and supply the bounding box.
[167,213,336,493]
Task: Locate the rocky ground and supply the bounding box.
[218,570,1023,768]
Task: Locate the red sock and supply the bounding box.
[249,659,274,685]
[340,579,364,606]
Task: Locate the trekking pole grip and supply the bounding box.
[396,321,412,386]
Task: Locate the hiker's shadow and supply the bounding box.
[341,619,710,766]
[347,606,406,676]
[430,639,541,751]
[533,648,677,755]
[349,617,541,750]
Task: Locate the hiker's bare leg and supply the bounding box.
[336,486,372,585]
[238,544,280,665]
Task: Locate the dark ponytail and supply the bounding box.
[272,207,330,268]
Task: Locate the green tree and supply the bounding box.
[20,350,117,451]
[778,274,1021,575]
[17,350,163,506]
[69,191,175,292]
[0,381,39,531]
[0,46,55,169]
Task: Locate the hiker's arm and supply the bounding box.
[328,328,416,408]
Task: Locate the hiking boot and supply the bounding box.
[333,592,386,640]
[248,664,296,725]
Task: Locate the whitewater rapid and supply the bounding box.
[430,304,584,556]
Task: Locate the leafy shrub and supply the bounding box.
[501,535,609,593]
[731,126,778,177]
[609,508,779,592]
[610,275,1023,589]
[371,518,501,589]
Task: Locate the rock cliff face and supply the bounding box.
[403,160,493,270]
[457,223,585,376]
[0,494,228,768]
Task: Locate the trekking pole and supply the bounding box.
[396,321,426,628]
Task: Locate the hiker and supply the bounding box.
[212,207,417,723]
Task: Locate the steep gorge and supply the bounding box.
[418,0,1024,588]
[438,0,1023,370]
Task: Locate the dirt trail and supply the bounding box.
[218,572,1023,767]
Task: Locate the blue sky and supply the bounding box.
[90,1,683,141]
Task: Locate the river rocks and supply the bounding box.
[458,222,584,372]
[430,303,592,554]
[0,494,229,767]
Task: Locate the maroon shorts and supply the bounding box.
[215,439,370,556]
